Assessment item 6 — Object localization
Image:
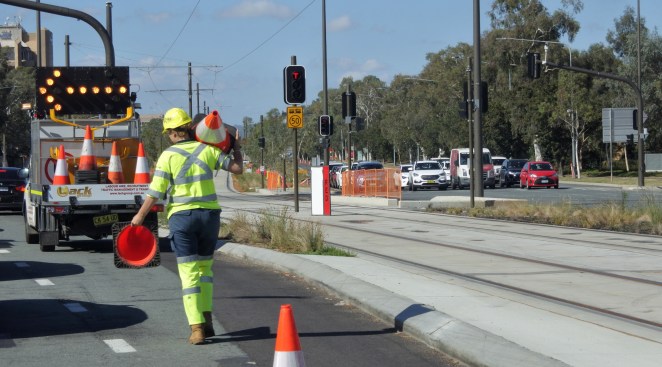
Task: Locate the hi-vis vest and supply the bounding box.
[146,140,231,218]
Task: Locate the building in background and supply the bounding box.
[0,17,52,68]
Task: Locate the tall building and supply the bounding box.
[0,17,52,68]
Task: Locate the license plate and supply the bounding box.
[426,180,436,184]
[541,179,548,183]
[0,187,8,192]
[93,213,119,226]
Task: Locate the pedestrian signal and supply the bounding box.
[527,53,541,79]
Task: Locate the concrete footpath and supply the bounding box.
[212,172,661,367]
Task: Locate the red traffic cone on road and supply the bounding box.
[273,304,305,367]
[78,125,97,171]
[193,110,233,153]
[134,142,150,184]
[107,141,124,184]
[53,144,70,185]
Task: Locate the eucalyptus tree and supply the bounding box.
[606,6,662,153]
[485,0,582,165]
[3,65,33,167]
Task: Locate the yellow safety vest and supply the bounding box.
[146,140,230,218]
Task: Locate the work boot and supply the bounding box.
[203,311,215,337]
[188,324,205,345]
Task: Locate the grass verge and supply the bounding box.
[220,206,353,256]
[431,192,662,235]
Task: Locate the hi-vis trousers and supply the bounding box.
[168,209,221,325]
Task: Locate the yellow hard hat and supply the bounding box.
[162,108,192,133]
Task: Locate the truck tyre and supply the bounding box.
[24,205,39,244]
[25,220,39,244]
[39,231,58,252]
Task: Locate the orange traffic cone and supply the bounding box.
[134,142,150,184]
[273,304,305,367]
[193,110,232,153]
[78,125,97,170]
[53,144,70,185]
[107,141,124,184]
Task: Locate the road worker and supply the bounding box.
[131,107,243,345]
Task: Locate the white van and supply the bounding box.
[491,156,507,185]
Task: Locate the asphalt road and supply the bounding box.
[0,212,464,367]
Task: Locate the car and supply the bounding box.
[398,164,413,189]
[520,161,559,189]
[491,156,507,185]
[335,165,348,188]
[408,160,448,191]
[499,158,528,188]
[433,157,451,182]
[352,161,385,190]
[328,162,344,188]
[0,167,28,212]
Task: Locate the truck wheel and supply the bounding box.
[24,207,39,244]
[39,231,58,252]
[25,221,39,244]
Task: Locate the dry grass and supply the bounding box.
[433,193,662,235]
[220,207,352,256]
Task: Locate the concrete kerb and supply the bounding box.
[218,242,570,367]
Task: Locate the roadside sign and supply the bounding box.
[287,106,303,129]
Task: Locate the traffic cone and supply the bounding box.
[273,304,305,367]
[107,141,124,184]
[78,125,97,170]
[53,144,70,185]
[134,142,150,184]
[193,110,232,153]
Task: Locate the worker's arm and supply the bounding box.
[131,195,159,226]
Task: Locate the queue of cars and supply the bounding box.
[327,157,559,191]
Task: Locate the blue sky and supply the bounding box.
[0,0,656,127]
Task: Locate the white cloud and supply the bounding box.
[328,15,352,32]
[333,58,387,83]
[220,0,293,19]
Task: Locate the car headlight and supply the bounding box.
[530,174,538,178]
[551,173,558,177]
[413,172,419,177]
[487,170,494,177]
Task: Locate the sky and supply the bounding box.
[0,0,658,127]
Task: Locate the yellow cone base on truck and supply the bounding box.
[112,221,161,268]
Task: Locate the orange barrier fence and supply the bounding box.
[266,170,287,191]
[341,168,401,199]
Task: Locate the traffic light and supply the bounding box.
[319,115,333,136]
[353,116,365,131]
[342,91,356,118]
[527,53,541,79]
[633,109,638,130]
[258,137,265,148]
[626,134,634,145]
[283,65,306,104]
[35,66,131,115]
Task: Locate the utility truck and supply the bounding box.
[449,147,496,189]
[23,66,162,252]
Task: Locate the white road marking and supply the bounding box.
[63,302,87,313]
[35,279,54,286]
[0,249,9,253]
[104,339,137,353]
[15,262,29,268]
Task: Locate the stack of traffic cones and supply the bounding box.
[78,125,97,170]
[107,141,124,184]
[193,110,232,153]
[134,142,150,184]
[53,144,70,185]
[273,304,305,367]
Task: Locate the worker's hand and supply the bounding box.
[130,213,144,227]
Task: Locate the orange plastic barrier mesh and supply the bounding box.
[341,168,401,199]
[266,170,286,191]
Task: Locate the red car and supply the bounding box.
[520,161,559,189]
